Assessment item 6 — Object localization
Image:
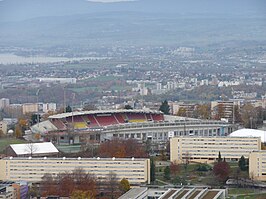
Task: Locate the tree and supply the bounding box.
[124,104,133,110]
[71,190,94,199]
[213,160,230,183]
[170,162,180,176]
[176,107,187,117]
[119,178,130,193]
[97,138,147,158]
[164,166,171,180]
[106,172,120,199]
[150,158,156,183]
[218,151,222,163]
[159,100,170,115]
[195,104,211,119]
[241,103,257,128]
[66,105,72,113]
[24,142,38,156]
[238,155,247,171]
[15,124,22,138]
[30,114,39,125]
[215,104,225,120]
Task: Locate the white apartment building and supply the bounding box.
[0,157,150,186]
[249,150,266,181]
[170,136,261,163]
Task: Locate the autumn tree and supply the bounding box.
[98,138,148,158]
[213,160,230,183]
[170,162,180,176]
[241,103,257,128]
[177,107,187,117]
[215,104,225,120]
[71,190,94,199]
[41,173,57,197]
[40,169,97,198]
[15,124,22,138]
[159,100,170,115]
[195,104,211,119]
[119,178,130,194]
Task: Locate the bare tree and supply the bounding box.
[24,142,39,156]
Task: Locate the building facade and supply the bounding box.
[0,121,8,135]
[170,136,261,163]
[0,157,150,186]
[249,151,266,181]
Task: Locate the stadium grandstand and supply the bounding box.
[30,109,233,146]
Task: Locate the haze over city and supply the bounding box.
[0,0,266,199]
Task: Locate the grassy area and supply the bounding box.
[0,138,27,152]
[228,193,266,199]
[229,188,255,195]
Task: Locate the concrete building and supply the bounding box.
[249,151,266,181]
[0,185,16,199]
[211,101,240,123]
[170,136,261,163]
[0,181,28,199]
[41,103,56,113]
[0,120,8,135]
[0,157,150,186]
[0,98,10,110]
[119,186,227,199]
[22,103,38,114]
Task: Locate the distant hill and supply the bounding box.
[0,0,265,22]
[0,0,265,48]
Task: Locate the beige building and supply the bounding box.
[170,136,261,163]
[0,121,8,135]
[249,151,266,181]
[0,157,150,186]
[22,103,38,114]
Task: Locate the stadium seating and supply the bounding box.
[74,122,87,129]
[49,111,165,130]
[151,114,164,121]
[96,114,118,126]
[51,119,66,130]
[127,113,147,123]
[114,113,126,123]
[86,115,100,127]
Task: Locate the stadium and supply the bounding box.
[31,109,233,147]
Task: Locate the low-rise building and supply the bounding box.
[0,157,150,186]
[170,136,261,163]
[119,186,227,199]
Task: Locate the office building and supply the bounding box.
[170,136,261,163]
[0,157,150,186]
[249,150,266,181]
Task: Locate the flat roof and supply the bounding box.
[10,142,59,155]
